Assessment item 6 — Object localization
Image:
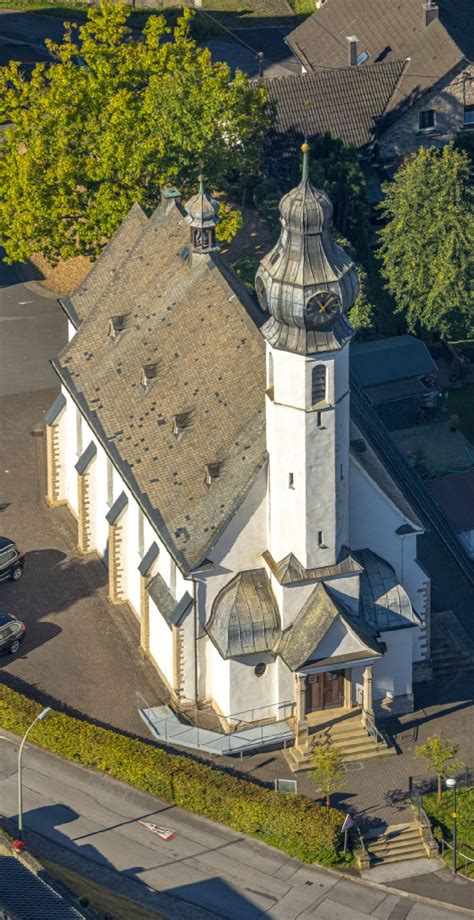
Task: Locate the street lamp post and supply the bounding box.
[17,707,52,841]
[446,777,457,875]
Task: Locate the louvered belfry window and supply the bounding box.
[311,365,326,405]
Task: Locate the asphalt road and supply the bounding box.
[0,258,66,396]
[0,735,471,920]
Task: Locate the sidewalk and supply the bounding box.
[0,733,472,920]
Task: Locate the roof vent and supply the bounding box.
[173,411,193,437]
[108,315,128,340]
[141,364,159,388]
[205,462,221,486]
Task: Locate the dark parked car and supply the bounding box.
[0,537,26,583]
[0,613,27,654]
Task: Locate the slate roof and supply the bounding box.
[262,547,363,585]
[0,855,86,920]
[426,470,474,533]
[350,335,438,389]
[355,549,420,631]
[54,198,266,573]
[278,582,381,671]
[61,202,148,328]
[206,569,281,658]
[264,61,407,158]
[147,573,193,627]
[287,0,470,125]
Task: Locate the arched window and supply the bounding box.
[267,352,274,390]
[311,365,326,405]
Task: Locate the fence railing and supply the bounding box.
[350,380,474,585]
[409,787,437,849]
[364,713,386,748]
[440,838,474,875]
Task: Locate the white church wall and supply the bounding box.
[327,575,360,617]
[180,610,197,702]
[207,641,230,718]
[227,654,278,722]
[198,467,268,626]
[149,600,174,688]
[277,658,296,713]
[277,581,314,630]
[372,629,414,716]
[63,391,79,515]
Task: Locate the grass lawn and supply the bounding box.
[424,788,474,877]
[42,858,165,919]
[446,384,474,445]
[289,0,316,14]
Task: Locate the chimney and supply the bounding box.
[347,36,358,67]
[423,0,439,26]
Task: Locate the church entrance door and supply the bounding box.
[305,671,344,712]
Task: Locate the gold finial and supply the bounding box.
[301,142,310,154]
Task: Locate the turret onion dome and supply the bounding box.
[255,143,359,355]
[184,176,220,230]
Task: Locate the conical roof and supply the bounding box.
[185,177,220,230]
[255,143,359,355]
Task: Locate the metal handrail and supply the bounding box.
[363,712,386,748]
[410,788,437,848]
[350,379,474,585]
[440,838,474,872]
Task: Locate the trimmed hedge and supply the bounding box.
[0,686,343,864]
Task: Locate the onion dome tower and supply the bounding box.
[261,145,359,571]
[255,143,359,355]
[184,176,220,253]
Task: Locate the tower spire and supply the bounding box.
[301,140,310,184]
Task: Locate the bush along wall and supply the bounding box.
[0,686,343,865]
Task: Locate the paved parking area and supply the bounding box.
[0,388,167,736]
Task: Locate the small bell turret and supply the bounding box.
[184,176,220,253]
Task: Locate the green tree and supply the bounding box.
[416,735,464,805]
[311,739,346,810]
[0,3,271,264]
[378,145,474,338]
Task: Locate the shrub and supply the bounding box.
[0,686,343,864]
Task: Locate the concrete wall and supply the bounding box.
[379,65,474,162]
[149,601,174,688]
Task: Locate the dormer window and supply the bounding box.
[108,315,128,340]
[141,364,158,389]
[173,411,192,437]
[205,462,221,486]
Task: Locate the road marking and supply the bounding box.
[138,820,176,841]
[0,736,18,744]
[19,301,34,304]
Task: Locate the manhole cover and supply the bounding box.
[343,761,364,772]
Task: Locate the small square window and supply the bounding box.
[419,110,435,131]
[318,530,324,547]
[289,473,295,489]
[464,105,474,128]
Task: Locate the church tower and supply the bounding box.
[256,144,359,570]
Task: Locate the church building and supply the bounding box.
[45,146,431,753]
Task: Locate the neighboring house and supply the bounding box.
[285,0,474,162]
[264,61,406,168]
[426,470,474,558]
[46,151,431,755]
[350,335,439,430]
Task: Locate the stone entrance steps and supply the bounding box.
[285,715,393,773]
[361,823,429,867]
[431,611,474,677]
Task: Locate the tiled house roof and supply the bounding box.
[287,0,469,123]
[54,199,266,573]
[0,855,86,920]
[264,61,406,157]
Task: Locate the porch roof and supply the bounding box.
[277,582,381,672]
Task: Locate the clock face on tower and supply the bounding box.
[304,290,340,329]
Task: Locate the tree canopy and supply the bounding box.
[0,3,271,263]
[378,145,474,339]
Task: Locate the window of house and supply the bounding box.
[318,530,324,547]
[255,663,267,677]
[419,110,435,131]
[311,365,326,405]
[288,473,295,489]
[106,458,113,508]
[138,509,145,558]
[76,407,83,457]
[317,411,322,428]
[464,105,474,128]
